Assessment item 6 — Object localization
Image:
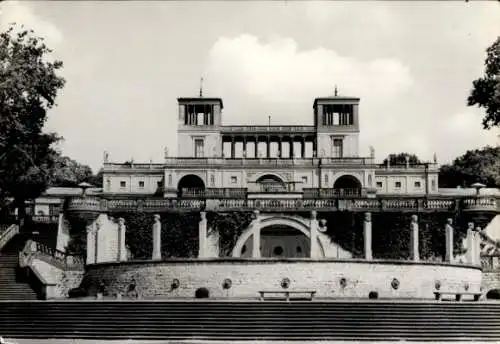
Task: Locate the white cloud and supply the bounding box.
[206,34,413,104]
[0,1,63,46]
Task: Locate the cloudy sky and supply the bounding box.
[1,1,499,172]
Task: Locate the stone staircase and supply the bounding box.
[0,235,38,300]
[0,301,500,341]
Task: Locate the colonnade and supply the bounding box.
[222,135,316,159]
[86,212,482,266]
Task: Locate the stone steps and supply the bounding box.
[0,301,500,341]
[0,234,39,300]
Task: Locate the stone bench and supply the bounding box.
[434,291,482,302]
[259,290,316,302]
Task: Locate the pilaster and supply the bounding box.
[445,218,454,263]
[410,215,419,261]
[364,212,372,260]
[198,212,208,258]
[252,210,261,258]
[152,214,162,260]
[310,211,320,258]
[466,222,475,265]
[86,224,96,265]
[118,217,127,262]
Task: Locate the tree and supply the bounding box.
[49,155,94,187]
[382,153,421,166]
[86,168,103,188]
[0,24,65,215]
[468,36,500,129]
[439,146,500,188]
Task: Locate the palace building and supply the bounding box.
[102,94,439,199]
[1,90,500,342]
[1,90,499,303]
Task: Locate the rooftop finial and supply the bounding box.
[334,85,338,97]
[268,114,271,127]
[199,77,204,97]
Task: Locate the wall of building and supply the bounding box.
[374,172,439,195]
[177,131,222,158]
[316,133,359,157]
[85,260,481,300]
[104,173,164,194]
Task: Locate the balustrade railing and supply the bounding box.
[31,215,59,223]
[21,239,84,270]
[303,188,363,198]
[67,196,101,212]
[0,224,19,251]
[481,255,500,271]
[462,197,497,211]
[221,125,316,133]
[65,194,498,213]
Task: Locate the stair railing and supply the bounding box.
[0,224,19,251]
[19,239,84,271]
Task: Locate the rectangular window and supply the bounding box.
[395,181,402,188]
[231,176,237,184]
[332,138,343,158]
[414,181,421,188]
[194,139,204,158]
[302,176,308,184]
[138,181,145,188]
[376,182,383,188]
[120,181,126,188]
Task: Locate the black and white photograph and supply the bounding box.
[0,1,499,343]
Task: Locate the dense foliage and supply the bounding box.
[382,153,422,166]
[207,211,255,257]
[0,25,65,212]
[320,212,466,260]
[49,155,101,188]
[65,214,89,256]
[439,146,500,188]
[468,36,500,129]
[110,212,199,259]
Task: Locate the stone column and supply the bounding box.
[310,211,319,258]
[198,211,207,258]
[475,226,482,266]
[86,225,96,265]
[252,210,261,258]
[289,138,294,158]
[445,218,454,263]
[364,212,372,260]
[94,222,100,263]
[152,214,162,260]
[118,217,127,262]
[466,222,475,265]
[410,215,419,261]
